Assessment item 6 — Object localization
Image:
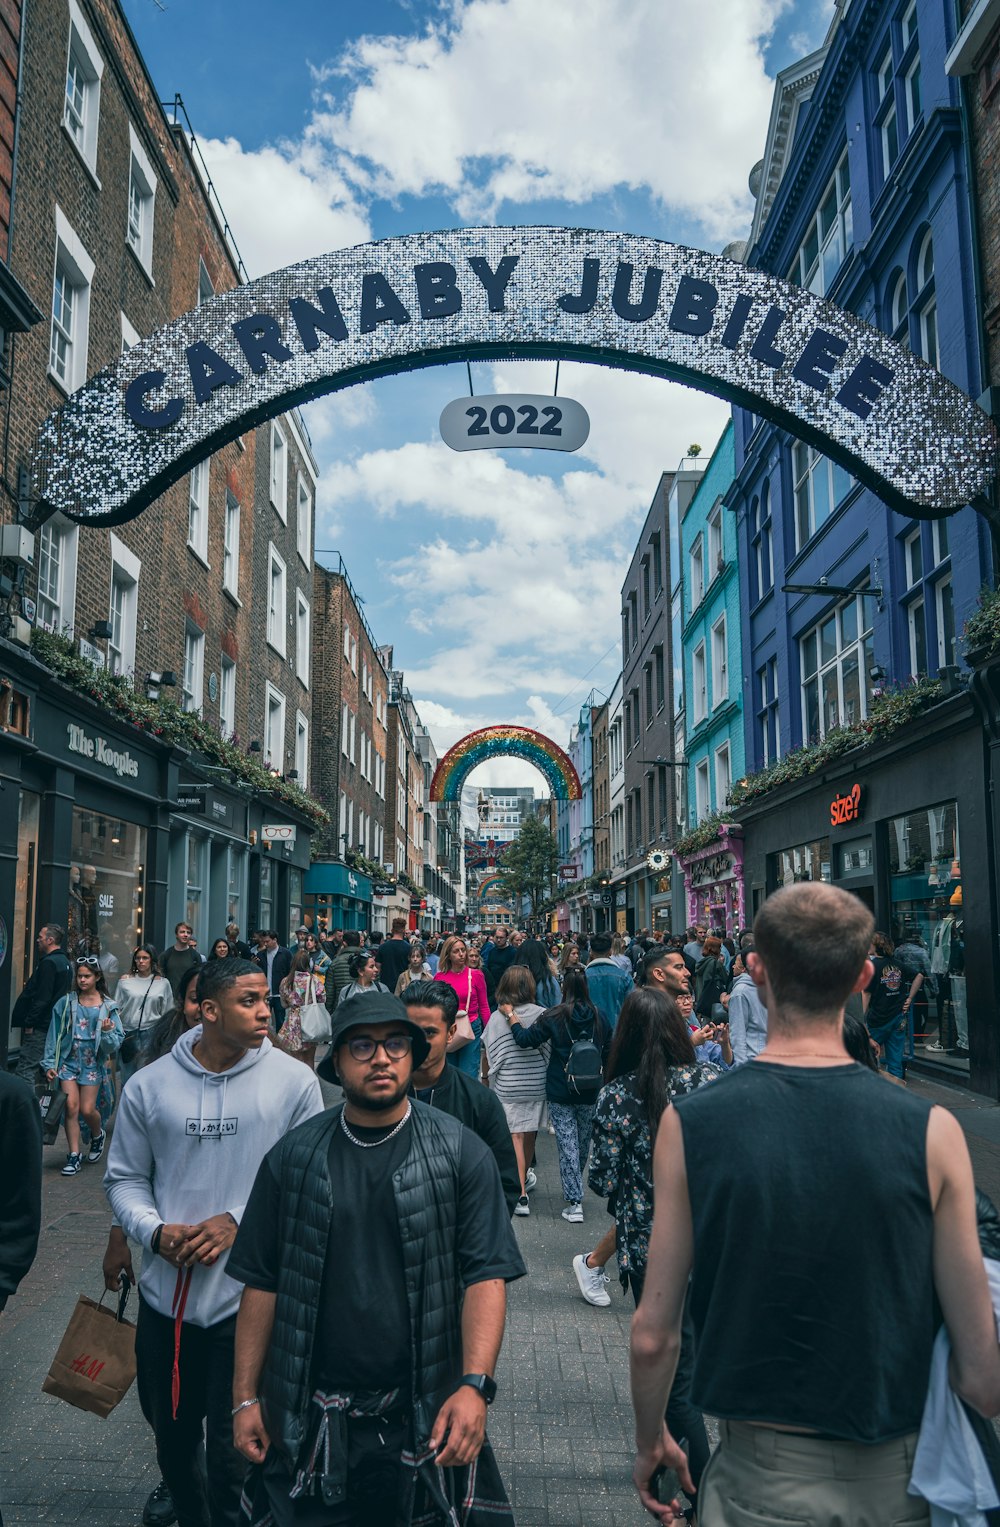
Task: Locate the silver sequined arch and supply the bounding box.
[29,226,996,527]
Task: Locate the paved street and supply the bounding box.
[2,1069,998,1526]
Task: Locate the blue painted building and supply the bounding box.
[729,0,995,1088]
[677,422,747,933]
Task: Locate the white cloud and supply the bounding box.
[197,135,371,277]
[312,0,787,241]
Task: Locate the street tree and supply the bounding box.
[495,814,560,917]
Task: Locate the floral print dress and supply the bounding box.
[588,1060,723,1289]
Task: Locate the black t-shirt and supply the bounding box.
[374,938,412,993]
[230,1110,525,1393]
[866,956,905,1025]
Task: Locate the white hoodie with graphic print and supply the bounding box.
[105,1026,324,1327]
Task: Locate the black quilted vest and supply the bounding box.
[260,1100,464,1467]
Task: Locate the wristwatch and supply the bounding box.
[459,1373,497,1405]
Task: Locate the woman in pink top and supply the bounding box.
[435,934,490,1078]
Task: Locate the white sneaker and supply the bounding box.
[525,1167,537,1193]
[514,1195,530,1216]
[573,1252,611,1306]
[561,1202,584,1223]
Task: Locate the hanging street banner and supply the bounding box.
[439,393,590,452]
[28,227,995,527]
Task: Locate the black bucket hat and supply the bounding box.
[319,990,431,1082]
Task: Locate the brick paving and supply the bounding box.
[2,1072,998,1525]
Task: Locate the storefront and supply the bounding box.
[737,692,994,1094]
[303,860,373,935]
[678,827,746,936]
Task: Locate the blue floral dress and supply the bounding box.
[588,1060,723,1289]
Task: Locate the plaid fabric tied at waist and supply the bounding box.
[240,1387,514,1526]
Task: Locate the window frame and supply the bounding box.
[715,741,732,809]
[266,545,287,656]
[219,654,236,737]
[295,473,312,568]
[188,459,210,563]
[182,621,205,714]
[935,574,955,669]
[707,502,723,574]
[270,422,288,520]
[787,148,852,296]
[35,515,79,635]
[264,682,286,773]
[294,710,309,786]
[107,533,140,679]
[223,490,240,598]
[63,0,103,180]
[49,207,95,395]
[692,641,707,724]
[125,124,156,277]
[295,590,310,686]
[799,591,876,742]
[689,535,705,612]
[711,614,729,705]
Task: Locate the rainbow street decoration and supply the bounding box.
[477,874,507,905]
[430,726,582,803]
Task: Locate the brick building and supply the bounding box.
[0,0,319,1050]
[305,555,389,932]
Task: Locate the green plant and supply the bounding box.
[31,629,330,828]
[495,815,560,916]
[674,810,735,860]
[961,584,1000,660]
[727,677,943,810]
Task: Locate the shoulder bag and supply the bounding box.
[119,978,155,1067]
[299,973,333,1045]
[447,970,476,1052]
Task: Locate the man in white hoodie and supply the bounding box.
[105,958,323,1527]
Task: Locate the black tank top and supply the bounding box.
[674,1062,936,1442]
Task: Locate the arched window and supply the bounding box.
[915,230,938,367]
[890,270,908,344]
[752,480,773,601]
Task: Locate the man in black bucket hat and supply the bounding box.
[227,991,526,1526]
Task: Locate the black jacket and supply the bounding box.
[510,1000,611,1105]
[486,944,518,985]
[255,946,293,994]
[11,948,72,1032]
[0,1073,41,1307]
[374,937,412,993]
[412,1064,521,1216]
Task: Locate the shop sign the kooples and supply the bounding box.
[67,723,140,780]
[830,783,864,827]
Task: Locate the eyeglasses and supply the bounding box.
[76,956,100,969]
[346,1034,413,1062]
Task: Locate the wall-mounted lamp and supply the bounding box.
[146,670,177,700]
[90,620,114,641]
[248,740,262,753]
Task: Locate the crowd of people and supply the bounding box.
[3,898,1000,1527]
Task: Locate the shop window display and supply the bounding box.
[772,838,831,889]
[888,802,966,1069]
[68,810,146,981]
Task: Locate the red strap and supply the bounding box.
[170,1266,194,1420]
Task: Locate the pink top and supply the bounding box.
[434,966,490,1026]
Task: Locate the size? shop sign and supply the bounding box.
[440,394,590,453]
[830,783,864,827]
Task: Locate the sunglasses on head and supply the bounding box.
[76,956,100,968]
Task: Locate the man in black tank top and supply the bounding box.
[629,881,1000,1526]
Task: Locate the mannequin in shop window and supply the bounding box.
[931,895,966,1057]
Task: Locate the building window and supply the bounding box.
[267,547,287,655]
[265,684,286,772]
[295,711,309,786]
[296,474,312,567]
[889,270,908,343]
[126,125,156,275]
[219,654,236,737]
[49,209,94,394]
[629,591,638,648]
[223,491,240,596]
[182,622,205,714]
[915,231,937,368]
[758,657,780,766]
[695,759,710,822]
[875,6,921,183]
[788,149,852,295]
[750,483,773,602]
[622,607,630,658]
[107,534,140,678]
[641,556,651,621]
[932,517,949,566]
[650,531,663,594]
[120,312,140,352]
[936,576,955,667]
[197,258,214,307]
[690,536,704,611]
[36,518,79,634]
[654,646,665,712]
[692,642,707,724]
[711,615,728,704]
[295,591,310,685]
[188,459,209,561]
[707,503,723,574]
[908,596,928,677]
[904,527,923,588]
[644,663,653,727]
[715,742,732,808]
[793,440,852,550]
[341,702,350,758]
[63,0,103,175]
[270,422,288,519]
[800,591,876,741]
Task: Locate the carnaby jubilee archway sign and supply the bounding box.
[28,226,995,527]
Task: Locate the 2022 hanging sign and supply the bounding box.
[439,393,590,453]
[28,227,996,527]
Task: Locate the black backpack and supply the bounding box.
[564,1013,603,1100]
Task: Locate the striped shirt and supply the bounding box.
[483,1005,549,1103]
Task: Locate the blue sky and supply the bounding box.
[124,0,830,785]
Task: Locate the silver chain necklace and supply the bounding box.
[340,1102,412,1148]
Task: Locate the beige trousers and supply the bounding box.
[699,1420,930,1527]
